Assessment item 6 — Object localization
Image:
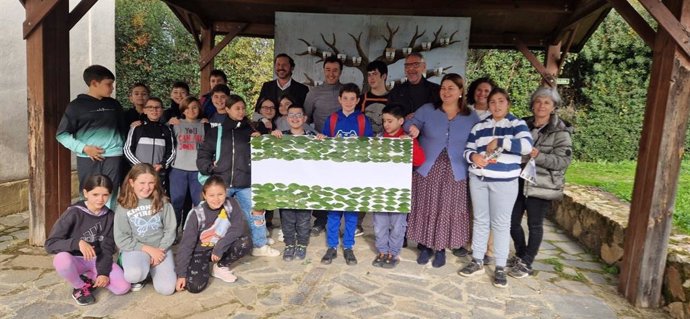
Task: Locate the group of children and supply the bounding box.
[49,61,543,305]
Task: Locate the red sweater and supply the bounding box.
[382,129,426,167]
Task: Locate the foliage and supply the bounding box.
[115,0,199,105]
[215,38,274,112]
[566,160,690,234]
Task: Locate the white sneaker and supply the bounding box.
[277,229,284,242]
[252,245,281,257]
[212,264,237,283]
[266,237,276,245]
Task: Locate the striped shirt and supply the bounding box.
[464,113,533,180]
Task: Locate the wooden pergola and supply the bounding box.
[21,0,690,309]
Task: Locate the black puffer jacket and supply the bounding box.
[197,117,255,188]
[523,114,573,200]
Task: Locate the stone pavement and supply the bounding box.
[0,211,669,319]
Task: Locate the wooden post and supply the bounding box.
[619,0,690,308]
[199,27,215,95]
[543,42,561,87]
[25,0,72,245]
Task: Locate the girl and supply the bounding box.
[175,176,252,293]
[460,88,533,288]
[114,163,177,295]
[45,175,130,306]
[275,94,296,132]
[254,97,278,134]
[170,96,206,229]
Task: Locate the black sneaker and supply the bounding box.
[402,237,408,248]
[321,247,337,264]
[417,247,432,265]
[452,247,470,257]
[343,248,358,266]
[506,256,520,268]
[381,254,399,269]
[458,259,485,277]
[508,260,533,278]
[493,266,508,288]
[79,274,95,292]
[432,250,446,268]
[354,226,364,237]
[310,225,325,237]
[283,245,296,262]
[295,245,307,260]
[131,281,146,292]
[72,283,95,306]
[372,253,386,267]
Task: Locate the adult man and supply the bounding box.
[388,52,439,116]
[303,55,345,236]
[304,55,344,133]
[256,53,309,109]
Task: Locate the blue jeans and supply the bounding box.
[227,187,267,248]
[373,212,407,257]
[326,211,358,249]
[169,168,202,227]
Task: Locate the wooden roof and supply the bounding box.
[164,0,611,52]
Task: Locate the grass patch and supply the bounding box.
[542,257,586,282]
[566,160,690,234]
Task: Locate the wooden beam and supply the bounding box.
[639,0,690,59]
[544,42,562,87]
[25,0,72,245]
[608,0,656,47]
[513,38,555,86]
[23,0,59,39]
[199,28,215,95]
[214,22,273,38]
[619,0,690,308]
[199,23,246,70]
[67,0,98,30]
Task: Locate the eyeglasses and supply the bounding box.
[144,106,162,110]
[287,113,304,118]
[404,62,423,68]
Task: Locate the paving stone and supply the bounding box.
[536,249,558,257]
[471,307,505,319]
[0,239,24,252]
[314,311,352,319]
[7,254,54,269]
[546,294,617,318]
[248,273,293,285]
[506,298,548,316]
[386,282,433,300]
[396,299,462,318]
[234,287,257,306]
[82,290,143,318]
[10,302,78,319]
[542,231,571,242]
[430,282,464,301]
[0,269,41,285]
[551,241,586,255]
[560,253,582,261]
[531,261,555,272]
[538,241,556,250]
[32,272,63,289]
[352,305,391,318]
[9,229,28,240]
[581,271,610,285]
[554,280,595,295]
[384,272,430,287]
[333,272,380,294]
[560,259,603,271]
[0,213,28,228]
[535,271,558,281]
[289,267,326,305]
[0,235,12,242]
[561,266,579,277]
[0,254,13,263]
[367,292,395,306]
[324,293,366,309]
[258,291,282,306]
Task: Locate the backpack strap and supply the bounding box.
[182,203,206,231]
[329,112,338,137]
[357,113,366,136]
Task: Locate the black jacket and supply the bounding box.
[255,79,309,109]
[388,78,440,116]
[197,117,255,188]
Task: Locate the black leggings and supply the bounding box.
[510,181,552,266]
[185,236,251,293]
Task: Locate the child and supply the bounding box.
[162,81,190,124]
[197,95,280,257]
[371,104,425,269]
[124,82,150,126]
[460,88,533,288]
[114,163,177,295]
[175,176,252,293]
[123,97,176,191]
[170,96,205,228]
[200,69,228,118]
[45,175,130,305]
[320,83,373,266]
[208,84,232,125]
[56,65,127,208]
[274,94,295,132]
[254,97,278,135]
[271,105,326,261]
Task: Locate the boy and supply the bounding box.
[209,84,231,125]
[124,83,150,126]
[123,97,176,190]
[320,83,373,266]
[56,65,127,208]
[162,81,190,124]
[271,105,326,261]
[200,70,228,118]
[371,104,425,268]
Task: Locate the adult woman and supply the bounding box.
[509,87,573,278]
[466,77,497,121]
[406,73,480,268]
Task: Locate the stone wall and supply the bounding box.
[0,172,79,217]
[551,184,690,318]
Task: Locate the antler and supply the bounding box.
[382,22,400,49]
[408,25,426,48]
[321,33,339,54]
[348,32,368,65]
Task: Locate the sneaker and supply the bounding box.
[283,245,296,262]
[72,283,95,306]
[452,247,470,257]
[507,256,520,268]
[131,281,146,292]
[483,255,496,265]
[343,248,358,265]
[277,229,284,242]
[321,247,337,264]
[508,260,533,278]
[372,253,386,267]
[310,225,325,237]
[294,245,307,260]
[432,250,446,268]
[417,247,432,265]
[493,266,508,288]
[252,245,281,257]
[354,226,364,237]
[381,254,399,269]
[212,263,237,283]
[267,238,276,245]
[458,259,485,277]
[79,274,95,292]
